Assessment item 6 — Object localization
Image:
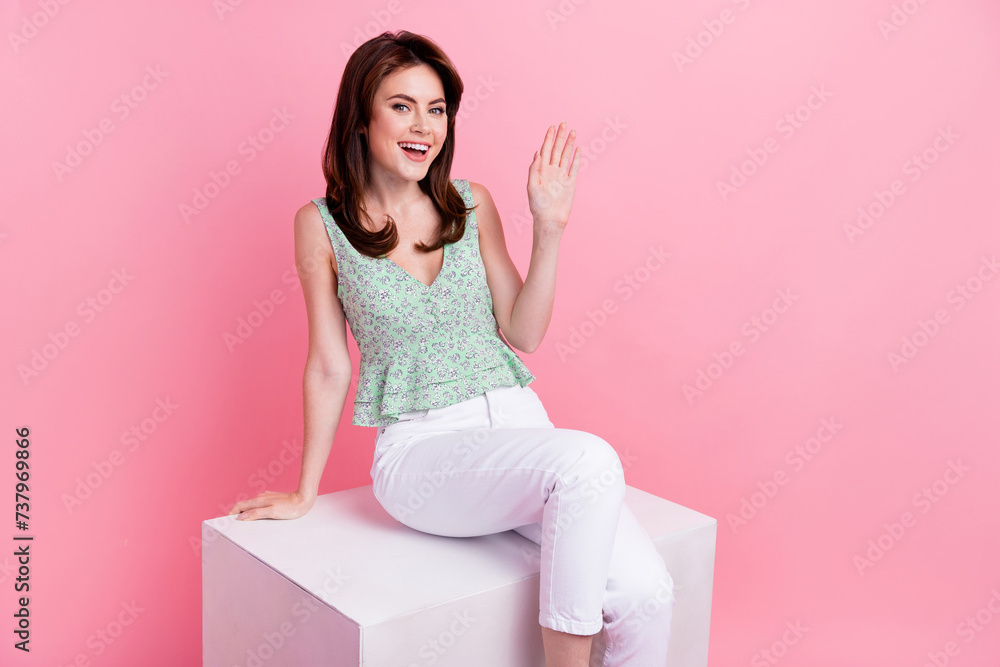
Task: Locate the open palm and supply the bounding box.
[527,121,582,230]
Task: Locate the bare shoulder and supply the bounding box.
[294,200,323,228]
[293,199,336,279]
[468,181,504,235]
[468,181,491,210]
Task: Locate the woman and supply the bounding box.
[228,30,674,667]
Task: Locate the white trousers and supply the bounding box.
[370,384,674,666]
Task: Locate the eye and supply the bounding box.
[392,103,446,115]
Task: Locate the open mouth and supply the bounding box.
[398,142,430,158]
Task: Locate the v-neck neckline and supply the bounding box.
[382,243,447,289]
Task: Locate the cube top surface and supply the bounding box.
[203,485,715,627]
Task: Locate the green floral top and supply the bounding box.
[312,178,535,426]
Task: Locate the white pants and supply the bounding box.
[370,384,674,666]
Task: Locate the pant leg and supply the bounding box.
[371,384,625,635]
[516,504,675,666]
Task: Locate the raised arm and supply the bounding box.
[473,121,581,353]
[229,202,353,521]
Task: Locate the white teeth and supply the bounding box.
[398,142,429,152]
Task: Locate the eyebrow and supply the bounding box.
[387,93,446,106]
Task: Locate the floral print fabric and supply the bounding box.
[311,178,535,426]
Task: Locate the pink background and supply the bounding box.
[3,0,999,665]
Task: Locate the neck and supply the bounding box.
[363,170,427,215]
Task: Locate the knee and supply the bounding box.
[563,431,626,491]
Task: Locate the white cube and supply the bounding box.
[202,485,716,666]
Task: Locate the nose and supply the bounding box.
[411,108,434,133]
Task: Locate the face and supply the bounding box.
[361,63,448,187]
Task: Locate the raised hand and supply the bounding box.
[228,489,313,521]
[527,121,582,231]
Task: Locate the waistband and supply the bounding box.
[370,384,533,478]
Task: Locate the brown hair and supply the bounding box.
[321,30,471,258]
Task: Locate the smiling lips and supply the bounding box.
[398,141,430,162]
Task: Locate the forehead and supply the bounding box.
[376,63,445,99]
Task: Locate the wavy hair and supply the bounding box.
[321,30,471,258]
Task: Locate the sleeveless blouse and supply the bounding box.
[311,178,535,426]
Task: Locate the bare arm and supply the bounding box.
[474,122,581,353]
[474,182,562,353]
[230,202,353,520]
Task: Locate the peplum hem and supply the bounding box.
[354,355,535,427]
[354,331,526,400]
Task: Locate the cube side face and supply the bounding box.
[202,523,361,666]
[660,520,718,667]
[364,577,545,667]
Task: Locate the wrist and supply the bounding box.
[295,487,318,505]
[532,221,566,238]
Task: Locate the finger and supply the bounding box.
[230,493,273,515]
[569,145,582,181]
[559,128,577,171]
[539,124,554,165]
[238,499,279,520]
[550,122,569,165]
[237,507,262,521]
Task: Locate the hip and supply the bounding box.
[372,384,554,468]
